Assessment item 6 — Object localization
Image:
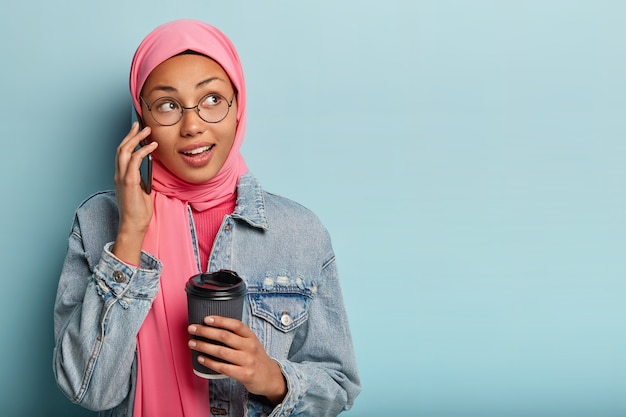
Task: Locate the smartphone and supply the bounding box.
[137,139,153,194]
[132,109,153,194]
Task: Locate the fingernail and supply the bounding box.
[198,356,205,364]
[189,325,197,333]
[204,317,215,324]
[188,340,196,348]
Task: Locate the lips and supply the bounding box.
[181,145,213,156]
[179,144,215,168]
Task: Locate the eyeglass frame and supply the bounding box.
[140,92,236,126]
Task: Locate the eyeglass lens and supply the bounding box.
[148,93,232,125]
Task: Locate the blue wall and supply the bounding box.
[1,1,625,416]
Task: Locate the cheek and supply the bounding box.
[221,134,237,158]
[221,120,238,149]
[149,137,178,165]
[148,129,175,149]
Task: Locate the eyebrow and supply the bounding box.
[148,77,226,95]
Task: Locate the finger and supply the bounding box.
[121,142,157,187]
[118,122,148,148]
[116,124,146,169]
[202,316,253,337]
[117,126,152,165]
[116,122,140,156]
[116,131,156,179]
[189,324,245,352]
[189,336,273,391]
[130,140,158,165]
[188,337,241,362]
[194,351,241,379]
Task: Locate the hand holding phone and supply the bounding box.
[113,114,157,265]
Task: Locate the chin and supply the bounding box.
[184,172,220,184]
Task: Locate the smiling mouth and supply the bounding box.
[182,145,213,156]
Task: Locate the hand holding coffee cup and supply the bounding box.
[186,269,247,379]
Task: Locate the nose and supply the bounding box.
[179,106,205,137]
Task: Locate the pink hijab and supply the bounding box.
[129,20,248,416]
[130,18,248,211]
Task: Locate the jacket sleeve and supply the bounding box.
[53,209,162,411]
[269,255,361,417]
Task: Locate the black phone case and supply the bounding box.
[133,109,153,194]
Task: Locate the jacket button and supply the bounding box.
[113,271,126,283]
[280,312,292,326]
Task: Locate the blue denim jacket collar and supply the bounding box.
[232,173,270,231]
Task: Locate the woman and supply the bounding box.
[53,19,360,417]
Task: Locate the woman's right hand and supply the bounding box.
[112,121,158,265]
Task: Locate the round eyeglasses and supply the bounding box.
[140,93,235,126]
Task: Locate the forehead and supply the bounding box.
[142,54,232,94]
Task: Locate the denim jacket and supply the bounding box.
[53,173,360,417]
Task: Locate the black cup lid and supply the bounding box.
[185,269,246,298]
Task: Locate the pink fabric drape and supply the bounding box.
[128,19,249,416]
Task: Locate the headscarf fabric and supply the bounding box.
[128,19,248,416]
[130,18,248,212]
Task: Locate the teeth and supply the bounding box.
[184,145,212,155]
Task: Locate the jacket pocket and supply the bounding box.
[248,288,312,333]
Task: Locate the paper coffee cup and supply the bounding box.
[185,269,246,379]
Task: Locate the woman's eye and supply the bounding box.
[201,94,222,107]
[155,100,179,113]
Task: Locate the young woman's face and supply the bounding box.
[140,54,238,184]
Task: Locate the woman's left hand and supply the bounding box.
[188,317,288,405]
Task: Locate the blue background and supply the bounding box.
[1,1,625,416]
